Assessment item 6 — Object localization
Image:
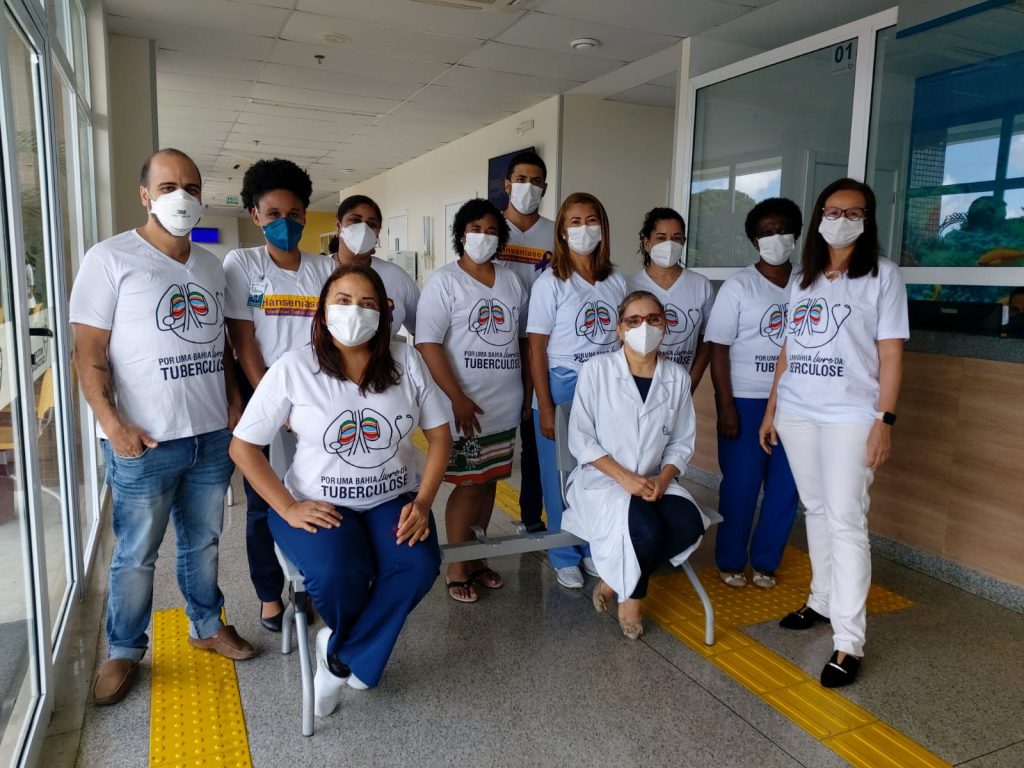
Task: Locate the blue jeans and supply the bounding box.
[533,367,590,569]
[269,494,440,688]
[102,429,233,662]
[714,397,799,574]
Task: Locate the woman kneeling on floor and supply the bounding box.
[230,263,452,717]
[563,290,708,639]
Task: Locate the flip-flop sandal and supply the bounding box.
[469,567,504,590]
[445,579,478,603]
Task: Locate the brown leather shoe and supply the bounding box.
[92,659,139,706]
[188,625,257,660]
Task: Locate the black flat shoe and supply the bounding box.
[779,605,829,630]
[260,607,284,633]
[820,651,861,688]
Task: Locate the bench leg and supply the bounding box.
[281,602,295,655]
[293,591,315,737]
[683,561,715,646]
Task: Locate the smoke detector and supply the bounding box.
[571,38,601,51]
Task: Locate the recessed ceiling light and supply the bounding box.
[570,37,600,51]
[319,32,350,45]
[339,169,354,174]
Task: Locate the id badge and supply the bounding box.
[247,277,266,309]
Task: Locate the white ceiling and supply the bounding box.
[104,0,782,212]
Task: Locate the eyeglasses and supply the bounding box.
[621,313,665,328]
[822,206,868,222]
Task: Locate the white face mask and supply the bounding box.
[649,240,683,268]
[624,322,663,355]
[757,233,796,266]
[149,189,203,237]
[340,222,378,256]
[566,224,602,256]
[326,303,379,348]
[463,232,499,264]
[509,182,542,215]
[818,217,863,248]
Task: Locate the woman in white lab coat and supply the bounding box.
[563,290,708,639]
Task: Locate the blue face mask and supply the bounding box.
[262,216,304,252]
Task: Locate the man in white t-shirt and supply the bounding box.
[497,150,554,533]
[69,149,256,707]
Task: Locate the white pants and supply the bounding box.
[775,411,874,657]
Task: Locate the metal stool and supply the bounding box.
[275,543,315,737]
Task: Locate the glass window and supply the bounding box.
[868,12,1024,272]
[688,41,857,266]
[0,12,43,754]
[70,0,88,102]
[47,0,72,61]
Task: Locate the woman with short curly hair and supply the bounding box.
[416,198,528,603]
[224,157,335,632]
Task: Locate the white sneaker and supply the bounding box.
[313,627,348,717]
[556,566,584,589]
[581,557,600,578]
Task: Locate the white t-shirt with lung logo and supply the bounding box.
[223,246,334,367]
[777,257,909,424]
[497,216,554,293]
[233,343,449,510]
[626,268,714,372]
[416,261,528,436]
[68,230,228,441]
[527,269,628,372]
[704,265,794,399]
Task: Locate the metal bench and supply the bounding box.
[272,401,719,736]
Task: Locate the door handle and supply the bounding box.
[29,327,54,338]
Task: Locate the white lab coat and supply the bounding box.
[562,349,709,601]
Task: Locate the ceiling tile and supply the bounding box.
[459,41,622,81]
[411,83,538,113]
[159,91,249,110]
[258,63,422,101]
[157,71,255,98]
[536,0,746,37]
[106,0,289,37]
[248,82,401,115]
[108,16,273,59]
[268,40,451,85]
[433,63,579,95]
[236,101,377,127]
[496,10,679,62]
[279,12,485,64]
[157,49,262,82]
[157,106,240,123]
[296,0,525,39]
[606,83,676,109]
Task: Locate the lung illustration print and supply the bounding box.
[156,282,224,344]
[663,303,701,344]
[788,297,851,348]
[324,408,413,469]
[575,300,617,345]
[469,297,517,347]
[759,303,788,347]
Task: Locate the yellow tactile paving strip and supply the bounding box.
[149,608,252,768]
[424,430,950,766]
[645,552,948,767]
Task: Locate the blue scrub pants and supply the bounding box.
[533,367,590,569]
[268,493,441,687]
[714,397,799,575]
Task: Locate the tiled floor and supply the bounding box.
[44,459,1024,768]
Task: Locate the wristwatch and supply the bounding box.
[875,411,897,426]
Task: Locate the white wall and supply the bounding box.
[559,95,675,275]
[194,214,240,261]
[339,97,561,281]
[107,35,158,234]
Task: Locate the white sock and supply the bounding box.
[347,674,369,690]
